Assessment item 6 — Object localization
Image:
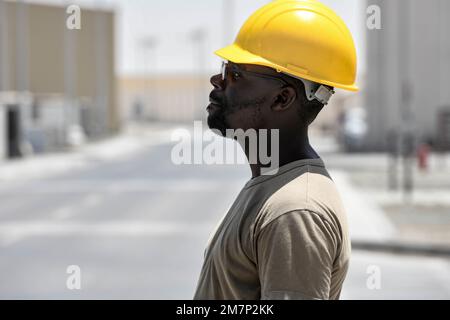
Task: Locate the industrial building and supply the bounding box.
[0,0,117,159]
[364,0,450,151]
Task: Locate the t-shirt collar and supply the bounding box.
[244,157,325,189]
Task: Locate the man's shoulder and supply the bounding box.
[255,171,345,232]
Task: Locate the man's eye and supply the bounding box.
[231,71,241,80]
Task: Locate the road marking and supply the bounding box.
[0,221,215,246]
[0,180,245,194]
[52,194,106,220]
[0,128,176,183]
[82,193,105,208]
[53,206,76,220]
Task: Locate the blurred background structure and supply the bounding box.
[0,0,117,160]
[364,0,450,153]
[0,0,449,299]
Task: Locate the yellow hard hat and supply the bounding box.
[215,0,358,92]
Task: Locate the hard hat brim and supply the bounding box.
[215,44,359,92]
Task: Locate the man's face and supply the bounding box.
[207,62,284,136]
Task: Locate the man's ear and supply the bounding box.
[271,86,297,112]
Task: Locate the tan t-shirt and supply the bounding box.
[193,158,351,300]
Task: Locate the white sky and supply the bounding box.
[30,0,367,76]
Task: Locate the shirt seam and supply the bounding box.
[257,208,335,240]
[256,208,343,268]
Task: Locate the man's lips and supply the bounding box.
[207,100,223,112]
[209,91,223,106]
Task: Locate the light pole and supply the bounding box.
[16,0,28,92]
[139,36,158,121]
[94,2,110,137]
[223,0,235,46]
[190,28,207,120]
[64,0,77,143]
[0,0,9,91]
[398,0,414,203]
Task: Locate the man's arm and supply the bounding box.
[256,209,339,300]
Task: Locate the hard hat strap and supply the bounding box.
[299,78,335,105]
[284,73,335,105]
[313,84,335,105]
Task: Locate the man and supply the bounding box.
[194,0,358,300]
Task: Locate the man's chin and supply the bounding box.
[207,115,227,137]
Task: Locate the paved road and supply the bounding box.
[1,137,449,299]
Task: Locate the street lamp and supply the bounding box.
[0,0,9,91]
[398,0,414,203]
[139,36,158,121]
[63,0,77,143]
[16,0,28,92]
[223,0,235,46]
[189,28,207,120]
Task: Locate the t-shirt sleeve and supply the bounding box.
[256,209,339,300]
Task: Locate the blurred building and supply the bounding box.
[0,0,117,159]
[119,75,210,123]
[364,0,450,151]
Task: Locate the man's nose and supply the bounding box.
[210,74,225,90]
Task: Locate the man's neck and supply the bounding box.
[247,132,319,179]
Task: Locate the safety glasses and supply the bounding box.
[220,61,288,86]
[220,61,334,105]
